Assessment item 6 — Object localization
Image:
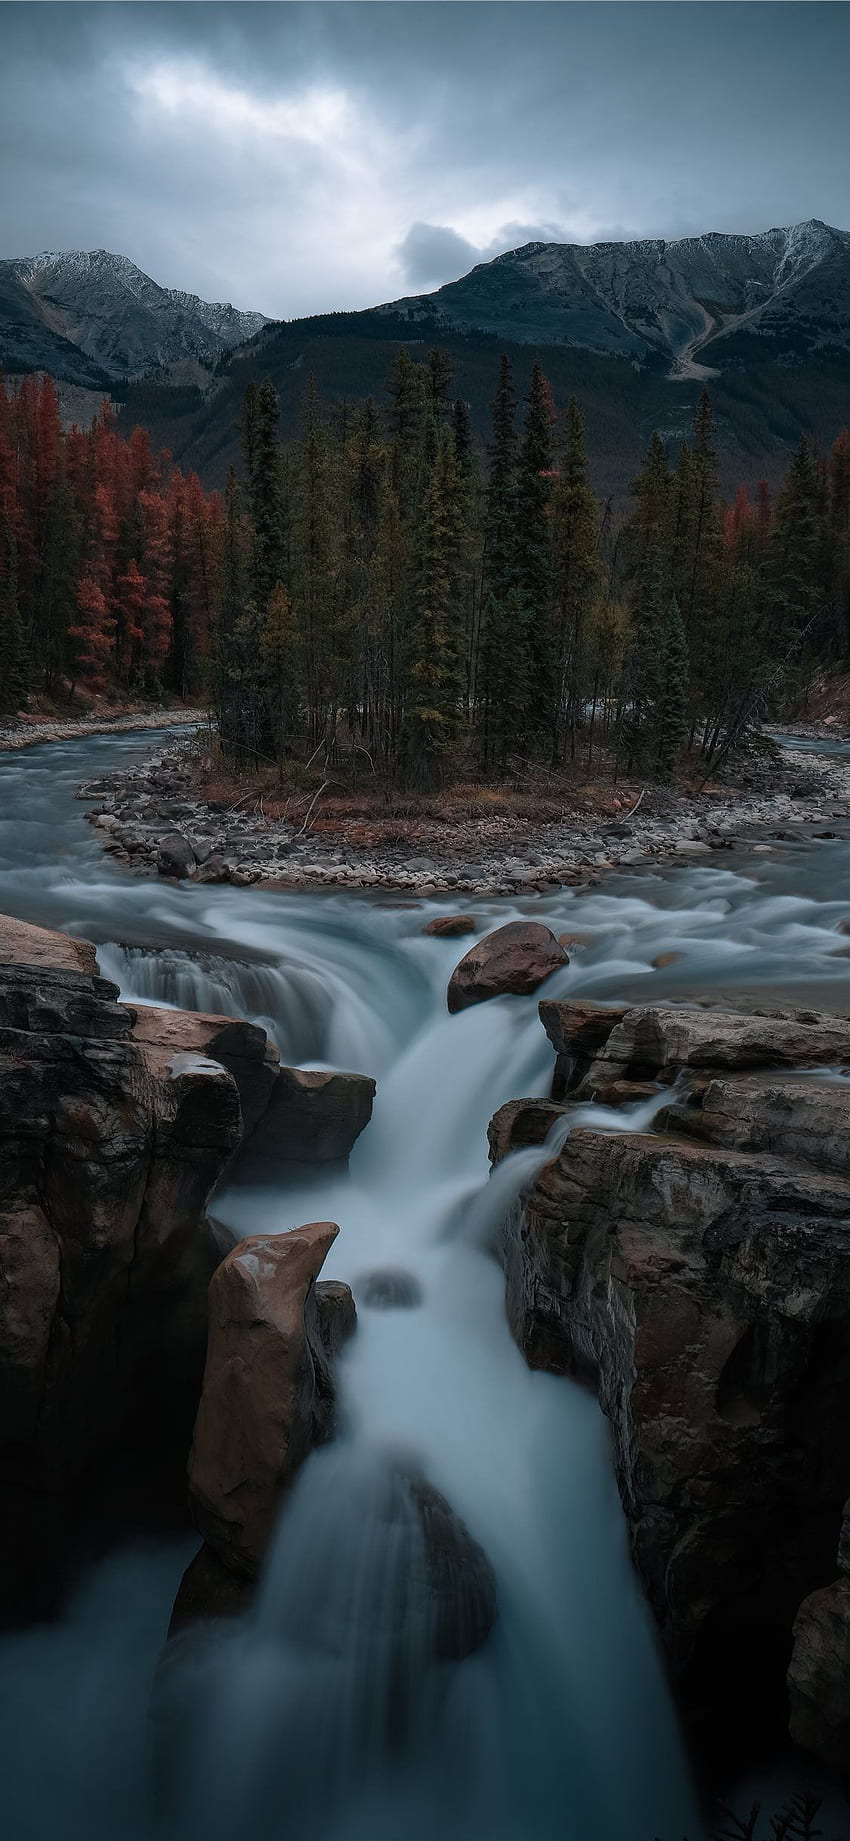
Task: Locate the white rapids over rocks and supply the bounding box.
[4,728,850,1841]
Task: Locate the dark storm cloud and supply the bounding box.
[0,3,848,316]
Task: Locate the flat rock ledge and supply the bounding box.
[75,733,850,896]
[499,995,850,1768]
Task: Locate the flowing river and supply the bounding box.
[3,728,850,1841]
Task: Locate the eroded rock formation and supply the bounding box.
[188,1224,344,1576]
[501,997,850,1761]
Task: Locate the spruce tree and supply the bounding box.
[260,583,299,775]
[0,513,28,713]
[244,378,288,615]
[651,596,689,779]
[551,398,599,761]
[515,363,557,744]
[399,425,468,789]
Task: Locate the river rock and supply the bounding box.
[0,912,97,975]
[575,1001,850,1095]
[487,1097,567,1163]
[156,830,196,879]
[538,999,629,1097]
[423,914,478,938]
[355,1267,424,1309]
[411,1475,497,1659]
[188,1224,342,1576]
[447,922,568,1014]
[248,1066,376,1164]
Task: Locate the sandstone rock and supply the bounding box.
[0,913,97,975]
[355,1268,423,1309]
[789,1580,850,1769]
[130,1005,279,1136]
[0,913,274,1490]
[248,1066,375,1164]
[578,1002,850,1094]
[156,831,196,879]
[538,999,629,1097]
[499,997,850,1753]
[188,1224,339,1576]
[487,1097,567,1164]
[423,914,478,938]
[447,922,568,1014]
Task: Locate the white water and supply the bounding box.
[4,729,850,1841]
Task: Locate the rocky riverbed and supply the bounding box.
[77,727,850,895]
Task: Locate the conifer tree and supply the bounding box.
[551,398,599,760]
[0,513,28,712]
[244,378,288,614]
[515,363,557,743]
[651,596,689,779]
[399,425,468,789]
[260,583,299,775]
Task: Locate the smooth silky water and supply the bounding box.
[4,730,850,1841]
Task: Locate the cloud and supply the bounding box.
[0,3,849,317]
[396,222,479,289]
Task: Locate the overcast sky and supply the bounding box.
[0,2,848,319]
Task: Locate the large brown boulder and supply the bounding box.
[447,922,568,1014]
[188,1224,349,1576]
[131,1004,279,1136]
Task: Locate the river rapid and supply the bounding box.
[4,728,850,1841]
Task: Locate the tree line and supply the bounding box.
[2,362,849,788]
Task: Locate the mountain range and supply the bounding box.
[3,223,850,498]
[0,249,268,385]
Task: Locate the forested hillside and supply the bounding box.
[2,356,849,794]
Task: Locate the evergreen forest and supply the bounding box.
[2,358,850,787]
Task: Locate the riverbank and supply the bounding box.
[0,707,204,752]
[76,727,850,896]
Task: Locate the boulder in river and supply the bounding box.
[188,1224,350,1576]
[423,914,478,938]
[355,1267,424,1309]
[156,830,196,879]
[447,921,568,1014]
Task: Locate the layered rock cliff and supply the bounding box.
[498,998,850,1766]
[0,912,374,1618]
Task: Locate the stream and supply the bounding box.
[3,728,850,1841]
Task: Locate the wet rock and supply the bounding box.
[355,1268,424,1309]
[502,996,850,1755]
[0,912,97,975]
[168,1542,254,1637]
[423,914,478,938]
[788,1578,850,1770]
[447,922,568,1014]
[538,999,629,1098]
[411,1476,497,1659]
[576,1001,850,1094]
[487,1097,567,1164]
[194,853,231,884]
[188,1224,340,1576]
[0,914,255,1488]
[156,831,196,879]
[130,1005,279,1137]
[314,1278,358,1356]
[249,1066,376,1165]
